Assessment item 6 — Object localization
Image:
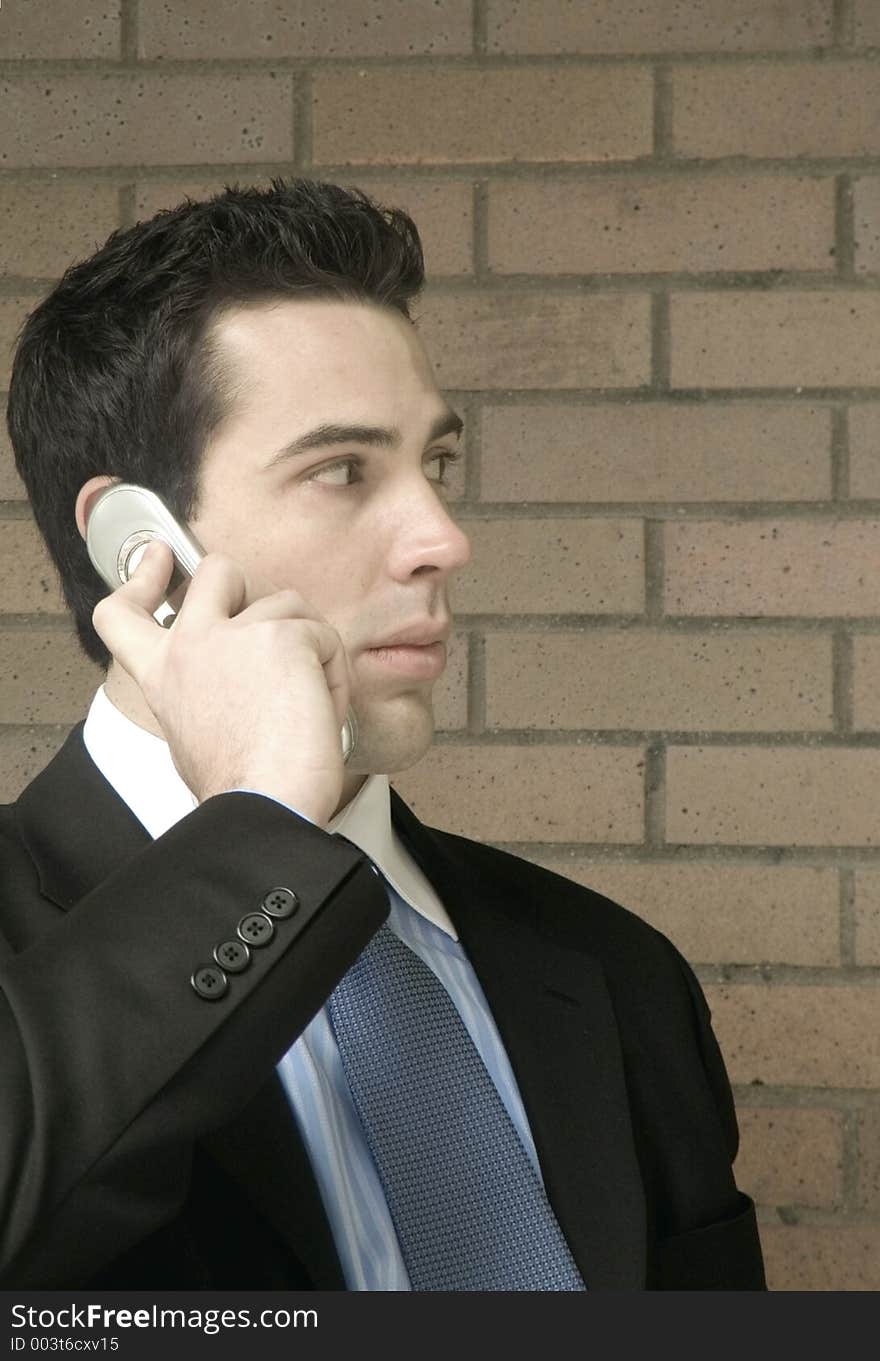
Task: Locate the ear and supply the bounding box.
[75,475,120,540]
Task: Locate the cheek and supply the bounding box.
[259,535,359,613]
[193,486,376,612]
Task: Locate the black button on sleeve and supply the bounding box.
[260,887,299,919]
[191,965,228,1001]
[214,939,251,973]
[237,912,275,948]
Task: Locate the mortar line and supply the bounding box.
[653,64,673,156]
[835,174,856,279]
[119,0,139,63]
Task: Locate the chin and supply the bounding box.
[348,694,435,774]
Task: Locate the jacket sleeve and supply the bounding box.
[0,791,389,1286]
[652,945,767,1290]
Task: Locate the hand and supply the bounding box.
[91,540,353,828]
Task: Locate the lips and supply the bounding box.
[368,621,451,649]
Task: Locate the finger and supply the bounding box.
[233,595,353,714]
[233,585,332,630]
[169,551,252,628]
[121,537,176,604]
[91,540,174,678]
[172,550,330,630]
[303,619,352,727]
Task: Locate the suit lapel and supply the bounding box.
[389,788,647,1289]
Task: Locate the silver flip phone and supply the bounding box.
[85,483,358,764]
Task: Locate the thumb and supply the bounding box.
[91,539,176,677]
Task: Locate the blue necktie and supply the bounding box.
[328,920,587,1291]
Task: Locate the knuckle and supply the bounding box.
[201,549,238,572]
[262,615,298,645]
[273,587,306,612]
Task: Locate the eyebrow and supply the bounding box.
[263,409,464,472]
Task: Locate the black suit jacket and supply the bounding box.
[0,723,765,1290]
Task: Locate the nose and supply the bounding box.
[390,476,472,580]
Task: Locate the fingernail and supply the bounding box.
[131,541,159,572]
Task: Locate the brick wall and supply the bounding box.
[1,0,879,1290]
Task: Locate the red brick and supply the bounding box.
[489,174,834,275]
[0,75,293,170]
[736,1108,844,1208]
[848,404,880,498]
[345,179,473,277]
[854,177,880,276]
[312,66,652,165]
[0,184,119,279]
[0,0,120,58]
[0,630,104,725]
[418,291,651,390]
[140,0,472,57]
[671,292,880,389]
[665,518,880,617]
[852,636,880,731]
[535,862,838,966]
[451,518,645,615]
[667,746,880,847]
[0,726,75,804]
[706,982,880,1087]
[856,1109,880,1210]
[481,403,830,502]
[391,743,644,843]
[485,628,831,733]
[760,1225,880,1290]
[0,521,64,613]
[673,62,880,159]
[488,0,833,53]
[432,630,467,733]
[853,871,880,965]
[854,0,880,46]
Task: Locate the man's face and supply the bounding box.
[187,297,472,778]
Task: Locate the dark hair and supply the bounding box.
[6,178,425,670]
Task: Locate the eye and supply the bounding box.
[307,450,462,488]
[427,449,462,486]
[307,458,361,487]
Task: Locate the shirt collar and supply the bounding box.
[82,684,457,939]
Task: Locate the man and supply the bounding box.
[0,180,765,1290]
